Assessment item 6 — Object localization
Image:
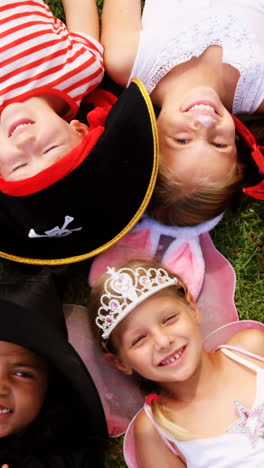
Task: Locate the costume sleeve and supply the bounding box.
[69,31,104,71]
[0,1,104,117]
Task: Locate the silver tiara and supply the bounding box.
[96,266,180,339]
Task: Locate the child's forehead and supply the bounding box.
[114,289,185,335]
[0,340,42,363]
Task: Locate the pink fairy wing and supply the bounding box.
[204,320,264,352]
[197,233,238,338]
[88,229,153,286]
[123,410,142,468]
[64,304,144,437]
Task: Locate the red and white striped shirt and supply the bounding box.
[0,0,104,120]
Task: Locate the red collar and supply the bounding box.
[232,115,264,201]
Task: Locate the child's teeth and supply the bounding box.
[0,409,11,414]
[160,347,184,366]
[11,123,32,136]
[188,104,215,112]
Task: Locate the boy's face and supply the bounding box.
[0,340,49,437]
[0,99,89,181]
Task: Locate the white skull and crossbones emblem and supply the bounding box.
[28,215,82,238]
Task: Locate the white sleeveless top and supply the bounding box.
[144,346,264,467]
[129,0,264,114]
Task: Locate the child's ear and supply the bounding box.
[70,119,89,136]
[104,353,133,376]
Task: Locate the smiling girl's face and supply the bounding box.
[157,86,237,186]
[109,289,204,385]
[0,340,49,438]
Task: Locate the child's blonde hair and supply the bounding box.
[147,162,243,226]
[88,258,202,441]
[150,400,201,441]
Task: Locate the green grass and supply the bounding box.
[211,202,263,322]
[1,2,263,467]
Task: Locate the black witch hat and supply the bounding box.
[0,272,107,439]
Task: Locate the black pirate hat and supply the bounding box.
[0,79,158,265]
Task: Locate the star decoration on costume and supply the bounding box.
[227,400,264,447]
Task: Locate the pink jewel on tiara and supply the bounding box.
[109,299,119,310]
[112,273,132,294]
[106,316,113,324]
[139,276,150,287]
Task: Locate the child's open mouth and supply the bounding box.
[0,407,12,420]
[183,101,219,116]
[158,345,186,367]
[9,119,34,138]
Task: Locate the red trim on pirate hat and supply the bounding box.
[0,90,117,197]
[232,115,264,200]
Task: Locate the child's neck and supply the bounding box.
[151,46,236,111]
[160,349,223,404]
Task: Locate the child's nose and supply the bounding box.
[193,115,217,128]
[15,132,36,151]
[154,330,173,349]
[0,378,10,395]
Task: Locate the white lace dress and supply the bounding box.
[128,0,264,114]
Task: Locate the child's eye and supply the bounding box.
[12,163,27,173]
[131,335,145,347]
[176,139,190,144]
[163,314,177,324]
[43,145,58,154]
[212,142,227,148]
[15,371,33,378]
